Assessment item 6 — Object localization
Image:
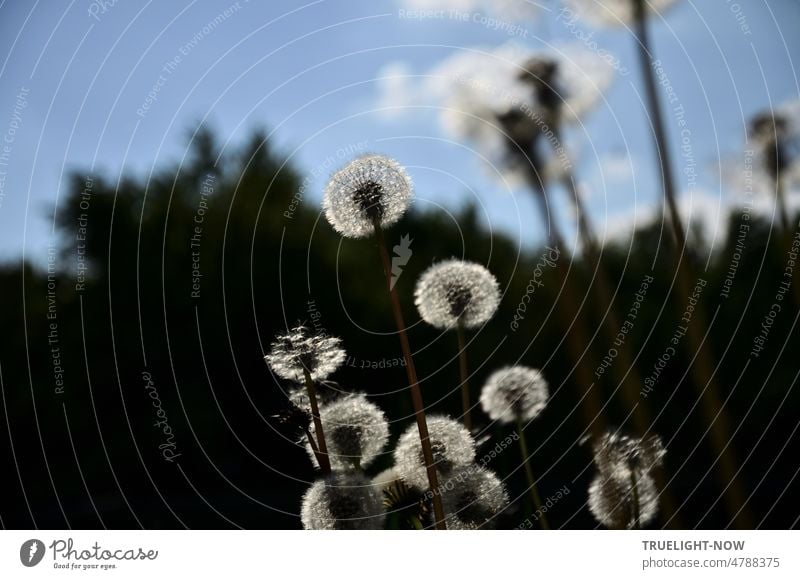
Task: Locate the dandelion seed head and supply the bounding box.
[588,472,659,529]
[264,326,345,383]
[307,393,390,470]
[414,259,501,330]
[300,472,386,530]
[480,365,549,424]
[394,415,477,489]
[323,154,413,238]
[563,0,679,27]
[439,466,509,529]
[592,431,666,481]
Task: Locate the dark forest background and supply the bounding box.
[0,127,797,529]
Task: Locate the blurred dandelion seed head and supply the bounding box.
[414,259,501,330]
[300,472,386,530]
[323,154,413,238]
[440,466,509,530]
[394,415,477,489]
[307,393,390,470]
[592,431,666,480]
[563,0,679,27]
[264,325,345,383]
[480,365,549,424]
[588,471,659,529]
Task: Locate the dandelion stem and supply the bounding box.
[373,220,447,530]
[456,320,472,431]
[516,420,549,530]
[633,0,751,528]
[302,368,331,474]
[629,468,641,530]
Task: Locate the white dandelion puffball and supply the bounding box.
[301,472,386,530]
[588,471,659,529]
[264,326,345,383]
[394,415,477,489]
[592,432,666,481]
[306,393,390,470]
[480,365,549,424]
[323,154,413,238]
[415,259,501,330]
[439,466,509,530]
[562,0,679,27]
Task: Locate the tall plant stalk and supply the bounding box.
[632,0,751,527]
[302,368,331,474]
[373,220,447,530]
[456,320,472,431]
[517,420,550,529]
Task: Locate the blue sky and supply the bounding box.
[0,0,798,264]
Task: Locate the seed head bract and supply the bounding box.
[394,415,477,489]
[323,154,413,238]
[480,365,549,424]
[300,472,386,530]
[415,259,501,330]
[306,393,390,471]
[264,326,345,383]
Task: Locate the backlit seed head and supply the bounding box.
[394,415,477,489]
[415,259,501,330]
[439,466,509,530]
[300,472,386,530]
[592,432,665,481]
[307,393,390,470]
[323,154,413,238]
[588,471,659,529]
[563,0,679,27]
[480,365,549,424]
[264,326,345,383]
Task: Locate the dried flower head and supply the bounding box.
[270,400,312,442]
[480,365,549,424]
[438,466,509,529]
[588,471,659,529]
[323,154,413,238]
[306,393,390,470]
[414,259,501,330]
[592,432,666,480]
[563,0,679,27]
[265,326,345,383]
[748,102,800,181]
[300,472,386,530]
[394,415,477,489]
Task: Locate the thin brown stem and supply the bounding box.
[373,220,446,530]
[633,0,751,528]
[302,368,331,474]
[456,320,472,431]
[303,427,323,465]
[517,421,549,529]
[629,468,641,530]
